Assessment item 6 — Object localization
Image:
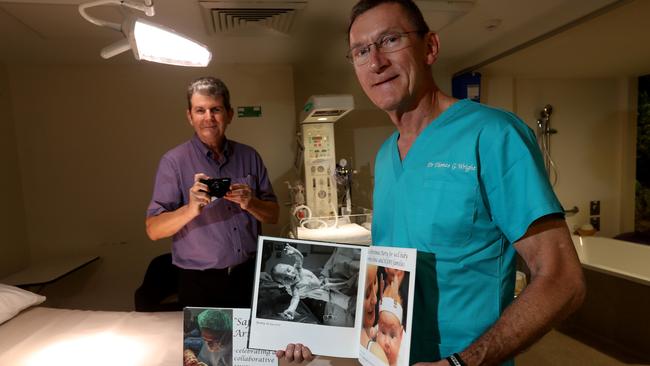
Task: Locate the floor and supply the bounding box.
[516,329,648,366]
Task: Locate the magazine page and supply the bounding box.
[248,236,368,358]
[232,309,277,366]
[358,246,417,366]
[183,307,277,366]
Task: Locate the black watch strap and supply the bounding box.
[446,353,467,366]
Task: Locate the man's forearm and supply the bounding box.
[458,272,584,365]
[145,205,197,240]
[458,222,586,366]
[246,198,279,224]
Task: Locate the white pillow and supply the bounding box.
[0,283,46,324]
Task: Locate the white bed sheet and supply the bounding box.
[0,306,182,366]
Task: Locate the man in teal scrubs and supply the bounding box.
[278,0,586,365]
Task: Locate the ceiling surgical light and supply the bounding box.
[79,0,212,67]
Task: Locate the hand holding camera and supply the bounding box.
[191,173,254,212]
[189,173,231,215]
[224,182,254,210]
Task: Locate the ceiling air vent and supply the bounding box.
[200,1,307,35]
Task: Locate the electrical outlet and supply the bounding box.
[590,216,600,231]
[590,200,600,216]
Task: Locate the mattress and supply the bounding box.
[0,307,182,366]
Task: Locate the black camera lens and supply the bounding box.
[200,178,231,198]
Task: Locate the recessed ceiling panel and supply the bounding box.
[200,1,306,35]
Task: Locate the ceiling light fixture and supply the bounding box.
[79,0,212,67]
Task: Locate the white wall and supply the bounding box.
[0,63,29,278]
[482,75,515,112]
[617,78,637,235]
[482,75,635,237]
[7,63,295,309]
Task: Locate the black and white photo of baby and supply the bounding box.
[255,239,361,327]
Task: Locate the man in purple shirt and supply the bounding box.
[146,77,279,308]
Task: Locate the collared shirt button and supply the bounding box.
[233,227,237,231]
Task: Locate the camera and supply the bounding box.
[200,178,231,198]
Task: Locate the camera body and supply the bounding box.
[200,178,231,198]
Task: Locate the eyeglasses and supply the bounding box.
[346,31,424,66]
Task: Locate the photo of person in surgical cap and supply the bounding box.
[184,308,233,366]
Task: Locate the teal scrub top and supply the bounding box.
[372,99,563,364]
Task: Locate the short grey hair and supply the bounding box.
[186,76,232,111]
[347,0,430,42]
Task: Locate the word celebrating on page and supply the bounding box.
[234,348,276,364]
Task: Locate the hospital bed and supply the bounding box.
[0,255,184,365]
[0,283,359,366]
[0,306,363,366]
[0,305,182,366]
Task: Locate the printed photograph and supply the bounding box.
[360,265,411,366]
[184,308,233,366]
[255,238,362,327]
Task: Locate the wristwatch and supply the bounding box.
[446,353,467,366]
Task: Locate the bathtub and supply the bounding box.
[561,235,650,362]
[571,235,650,285]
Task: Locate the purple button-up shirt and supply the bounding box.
[147,134,277,270]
